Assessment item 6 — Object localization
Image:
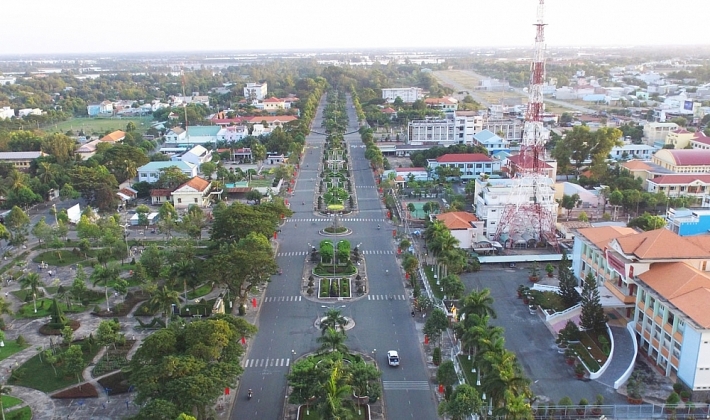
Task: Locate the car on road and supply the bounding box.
[387,350,400,367]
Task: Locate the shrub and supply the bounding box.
[15,335,26,346]
[432,347,441,366]
[666,392,680,408]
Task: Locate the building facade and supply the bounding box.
[427,153,501,180]
[382,87,423,103]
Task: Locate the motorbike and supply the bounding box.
[279,268,283,275]
[248,389,253,400]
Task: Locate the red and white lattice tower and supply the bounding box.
[494,0,558,249]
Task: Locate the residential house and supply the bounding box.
[163,126,220,146]
[86,101,113,117]
[165,127,187,144]
[424,97,458,112]
[246,115,297,129]
[0,151,45,171]
[174,145,212,169]
[0,107,14,119]
[100,130,126,143]
[434,212,484,250]
[266,153,285,165]
[244,82,268,101]
[217,147,253,163]
[260,97,288,111]
[137,161,198,183]
[116,187,138,203]
[150,189,172,205]
[381,107,397,120]
[172,177,212,209]
[217,125,249,142]
[382,87,423,103]
[17,108,42,118]
[427,153,500,180]
[653,149,710,173]
[474,177,557,240]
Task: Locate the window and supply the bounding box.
[177,198,182,204]
[667,312,675,328]
[653,325,662,342]
[672,341,681,359]
[194,198,198,203]
[677,320,685,334]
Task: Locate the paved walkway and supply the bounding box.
[596,326,636,388]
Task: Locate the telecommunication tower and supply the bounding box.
[494,0,558,249]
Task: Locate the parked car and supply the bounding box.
[387,350,400,367]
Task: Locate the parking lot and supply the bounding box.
[460,264,628,406]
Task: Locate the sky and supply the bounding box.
[1,0,709,55]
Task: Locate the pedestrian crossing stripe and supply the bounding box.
[263,296,302,303]
[367,294,407,301]
[360,250,395,255]
[355,185,377,188]
[382,381,430,390]
[276,251,309,257]
[242,358,291,368]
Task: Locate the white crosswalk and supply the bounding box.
[242,358,291,368]
[382,381,430,391]
[361,250,395,255]
[355,185,377,189]
[263,296,302,303]
[367,294,407,301]
[276,251,309,257]
[287,218,385,223]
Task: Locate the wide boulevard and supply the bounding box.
[230,94,438,419]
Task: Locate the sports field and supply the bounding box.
[44,116,153,135]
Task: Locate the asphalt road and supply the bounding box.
[230,95,438,419]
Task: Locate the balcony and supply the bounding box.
[603,280,636,305]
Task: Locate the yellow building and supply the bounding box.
[653,149,710,173]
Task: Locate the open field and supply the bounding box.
[43,116,153,135]
[434,70,528,106]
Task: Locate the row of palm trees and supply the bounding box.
[424,220,467,278]
[455,289,534,419]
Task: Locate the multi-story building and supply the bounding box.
[643,122,679,146]
[0,151,45,171]
[137,161,198,183]
[609,143,655,160]
[572,226,710,387]
[482,118,524,143]
[474,177,557,240]
[653,149,710,173]
[408,112,483,146]
[382,87,423,103]
[244,82,268,101]
[424,97,458,112]
[427,153,501,181]
[666,208,710,236]
[473,129,511,154]
[647,174,710,198]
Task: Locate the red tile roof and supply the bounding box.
[263,97,283,103]
[177,176,210,192]
[436,153,491,163]
[692,131,710,146]
[615,229,710,259]
[436,212,478,230]
[395,167,426,172]
[382,107,397,114]
[246,116,298,124]
[100,130,126,142]
[667,149,710,166]
[649,174,710,185]
[150,189,172,197]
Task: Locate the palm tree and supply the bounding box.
[19,273,42,313]
[461,289,497,320]
[482,351,530,409]
[317,328,348,354]
[0,385,11,420]
[36,162,55,184]
[123,159,137,181]
[320,308,347,335]
[169,259,198,293]
[6,170,26,192]
[149,286,180,326]
[0,296,12,318]
[91,264,119,312]
[318,362,352,420]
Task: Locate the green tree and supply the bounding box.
[63,344,86,383]
[438,384,481,420]
[424,308,449,345]
[31,217,54,247]
[580,272,607,334]
[200,162,217,179]
[628,212,666,231]
[437,360,458,389]
[460,288,497,319]
[149,286,180,326]
[19,272,42,313]
[178,205,208,240]
[70,265,89,302]
[557,252,580,307]
[440,274,465,300]
[558,194,581,221]
[140,245,164,279]
[5,206,30,246]
[157,201,178,239]
[91,263,119,311]
[317,327,348,353]
[96,319,120,360]
[320,308,347,335]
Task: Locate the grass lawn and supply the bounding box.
[1,395,23,409]
[249,179,274,188]
[15,298,88,319]
[0,341,29,362]
[424,267,444,300]
[186,283,213,300]
[457,354,477,387]
[571,331,608,372]
[46,116,152,135]
[33,250,89,267]
[528,290,568,312]
[5,406,31,420]
[9,341,100,393]
[299,402,368,420]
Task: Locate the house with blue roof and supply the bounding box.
[164,126,221,146]
[137,161,198,183]
[473,129,511,154]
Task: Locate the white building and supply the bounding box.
[217,126,250,143]
[17,108,42,118]
[609,144,656,160]
[408,112,483,146]
[0,107,14,120]
[424,97,458,112]
[0,77,16,85]
[244,82,268,101]
[644,122,679,146]
[172,177,212,209]
[137,161,198,183]
[382,87,423,103]
[427,153,501,180]
[482,118,524,143]
[164,127,187,144]
[163,126,221,146]
[473,129,511,154]
[434,212,485,250]
[173,145,213,169]
[474,177,558,240]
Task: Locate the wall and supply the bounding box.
[677,215,710,236]
[678,326,701,389]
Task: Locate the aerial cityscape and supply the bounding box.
[1,1,710,420]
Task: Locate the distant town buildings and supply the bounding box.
[382,87,423,103]
[244,82,268,101]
